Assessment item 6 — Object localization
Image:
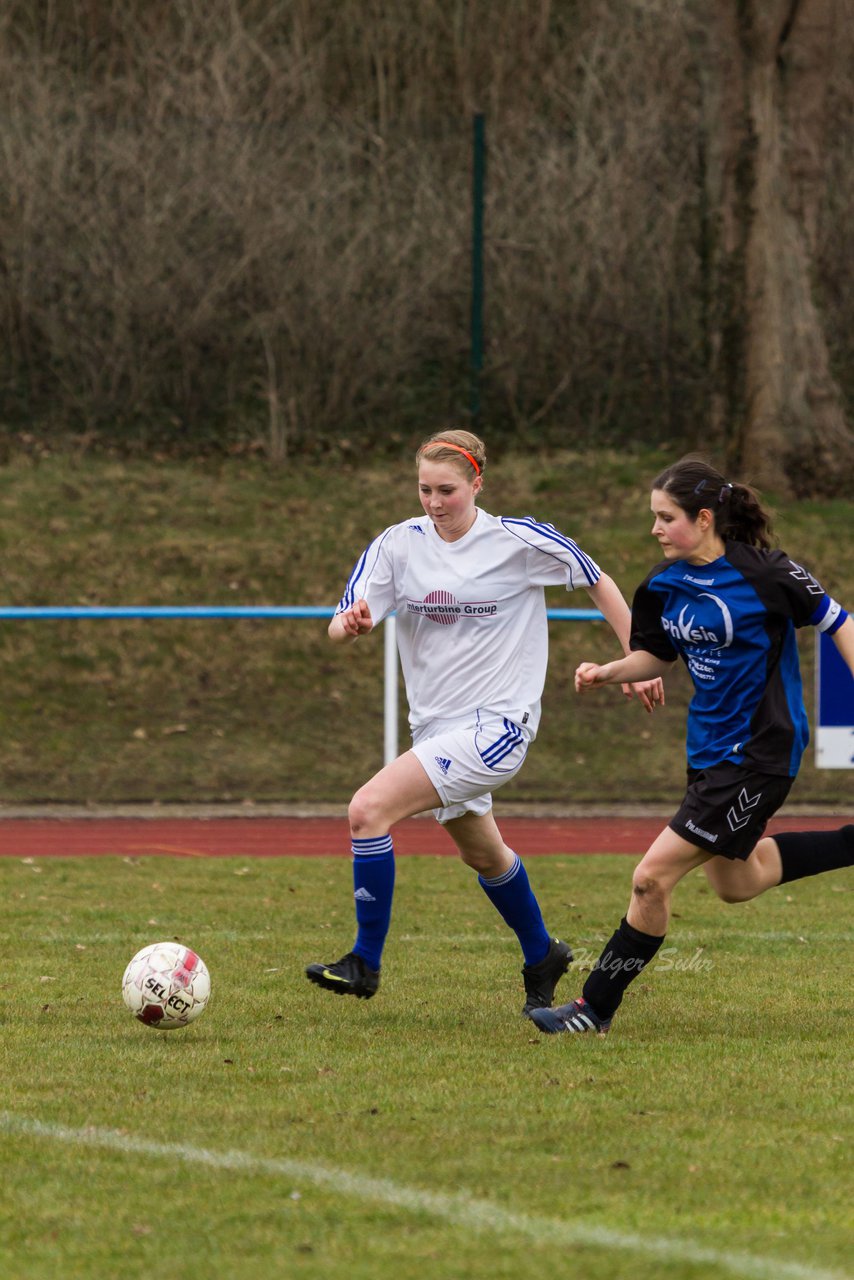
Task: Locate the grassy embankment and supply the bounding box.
[0,446,851,806]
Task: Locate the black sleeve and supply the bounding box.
[727,544,828,627]
[629,578,679,662]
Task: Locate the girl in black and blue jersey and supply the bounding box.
[530,456,854,1037]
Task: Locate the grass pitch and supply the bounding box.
[0,852,851,1280]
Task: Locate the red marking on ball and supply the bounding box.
[173,948,200,987]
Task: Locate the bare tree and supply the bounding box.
[703,0,854,496]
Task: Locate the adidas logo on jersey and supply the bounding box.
[434,755,452,775]
[408,523,426,535]
[354,886,377,902]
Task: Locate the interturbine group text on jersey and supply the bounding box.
[407,591,498,624]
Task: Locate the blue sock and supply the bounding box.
[478,852,550,966]
[352,834,395,971]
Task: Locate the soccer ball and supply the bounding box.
[121,942,211,1030]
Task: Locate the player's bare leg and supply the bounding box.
[443,808,514,877]
[627,828,711,936]
[705,827,854,901]
[702,836,783,903]
[348,751,442,837]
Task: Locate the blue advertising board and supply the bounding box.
[815,631,854,768]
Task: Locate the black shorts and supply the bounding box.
[669,762,794,861]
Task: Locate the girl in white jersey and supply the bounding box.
[306,430,663,1013]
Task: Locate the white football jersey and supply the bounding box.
[336,508,600,735]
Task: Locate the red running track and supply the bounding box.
[0,814,846,859]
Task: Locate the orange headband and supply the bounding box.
[424,441,481,475]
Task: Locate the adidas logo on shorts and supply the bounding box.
[434,755,452,775]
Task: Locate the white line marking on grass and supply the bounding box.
[1,1112,849,1280]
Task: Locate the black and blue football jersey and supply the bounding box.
[630,542,847,776]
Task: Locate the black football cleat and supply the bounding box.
[305,950,380,1000]
[529,996,612,1035]
[521,937,573,1017]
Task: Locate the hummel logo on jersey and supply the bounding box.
[434,755,452,775]
[354,886,377,902]
[787,561,823,596]
[685,817,718,843]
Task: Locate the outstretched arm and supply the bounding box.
[585,573,665,713]
[576,650,672,693]
[586,573,632,643]
[831,615,854,678]
[329,598,374,645]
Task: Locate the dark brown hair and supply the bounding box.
[652,457,774,550]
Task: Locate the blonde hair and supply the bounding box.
[415,429,486,478]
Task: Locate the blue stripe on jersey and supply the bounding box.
[337,527,395,612]
[338,544,369,611]
[480,718,523,767]
[500,517,600,584]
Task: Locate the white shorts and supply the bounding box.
[410,710,532,824]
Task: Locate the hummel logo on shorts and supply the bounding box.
[354,886,377,902]
[434,755,452,775]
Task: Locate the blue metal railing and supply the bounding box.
[0,607,604,620]
[0,605,606,762]
[0,606,335,619]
